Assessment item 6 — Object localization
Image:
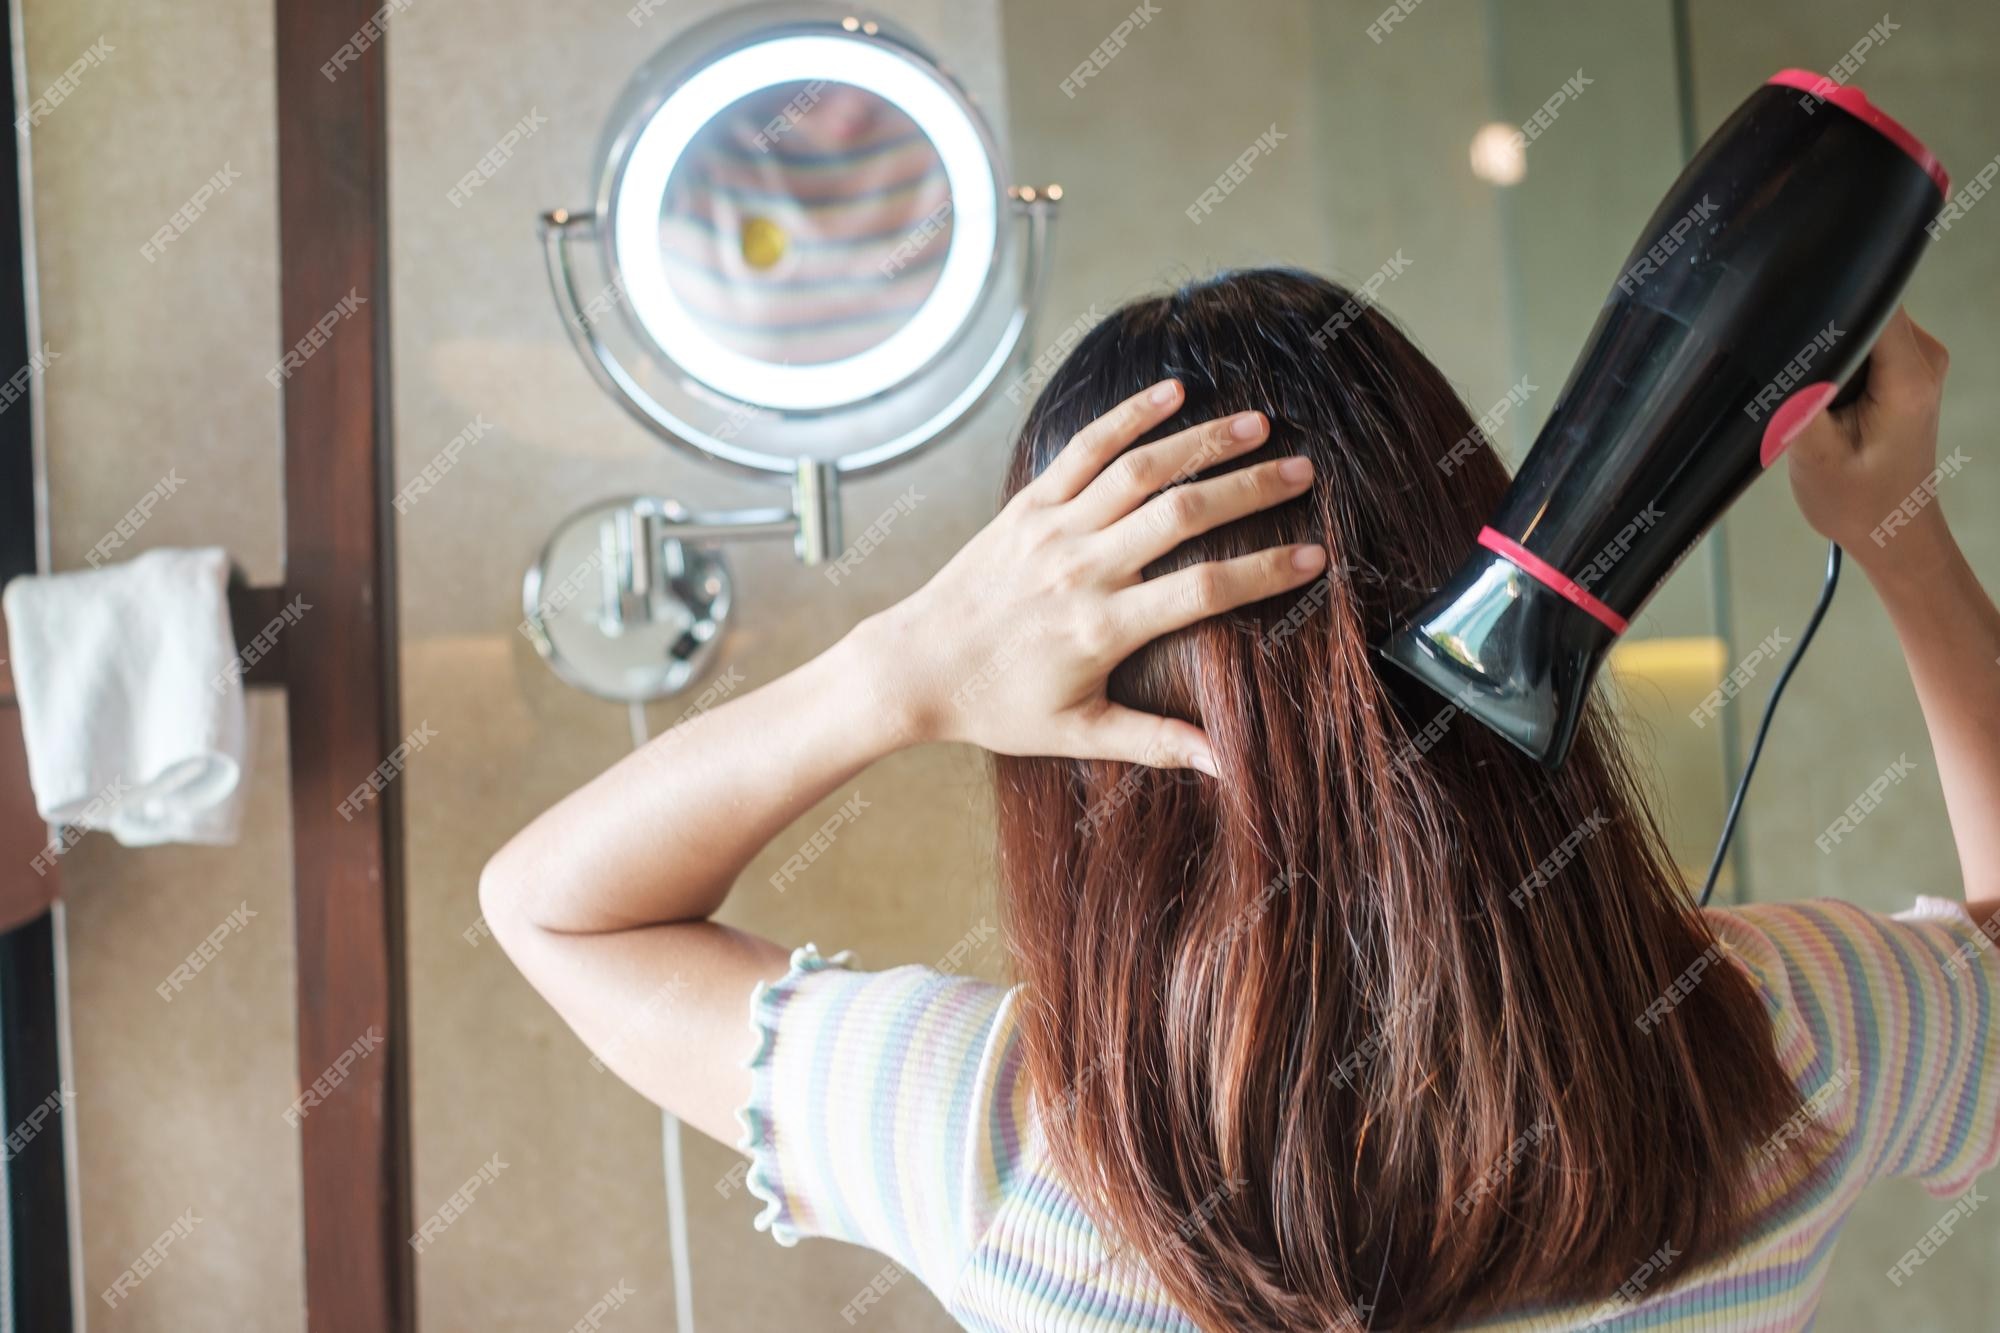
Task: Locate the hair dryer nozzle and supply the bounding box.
[1378,549,1618,769]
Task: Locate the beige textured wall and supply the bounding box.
[1688,0,2000,1323]
[20,0,304,1329]
[1002,0,1511,420]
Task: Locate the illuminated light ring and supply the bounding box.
[611,33,998,412]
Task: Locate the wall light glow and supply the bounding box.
[1470,121,1527,186]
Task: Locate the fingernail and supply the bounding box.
[1278,456,1312,483]
[1292,545,1327,572]
[1230,412,1265,439]
[1151,380,1179,404]
[1190,751,1219,777]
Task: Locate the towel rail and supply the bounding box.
[226,583,293,690]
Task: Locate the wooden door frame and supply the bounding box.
[272,2,414,1328]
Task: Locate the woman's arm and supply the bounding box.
[479,378,1327,1143]
[1786,308,2000,924]
[1869,533,2000,921]
[474,633,904,1147]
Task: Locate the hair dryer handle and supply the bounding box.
[1829,356,1872,413]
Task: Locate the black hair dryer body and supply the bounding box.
[1379,70,1949,769]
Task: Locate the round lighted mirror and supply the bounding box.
[543,6,1054,478]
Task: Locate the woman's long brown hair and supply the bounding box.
[995,269,1817,1330]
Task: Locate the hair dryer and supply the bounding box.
[1379,70,1949,769]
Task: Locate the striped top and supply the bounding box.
[736,898,2000,1330]
[659,80,952,366]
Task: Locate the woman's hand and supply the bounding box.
[1785,306,1953,570]
[857,378,1326,773]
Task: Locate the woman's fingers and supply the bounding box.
[1114,543,1328,644]
[1069,410,1270,528]
[1787,386,1860,462]
[1791,306,1943,464]
[1074,703,1217,774]
[1103,455,1314,572]
[1034,378,1186,503]
[1905,310,1951,382]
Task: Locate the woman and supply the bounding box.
[482,270,1998,1330]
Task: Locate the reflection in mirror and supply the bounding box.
[659,80,953,366]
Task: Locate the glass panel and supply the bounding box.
[388,2,1989,1331]
[18,0,305,1328]
[392,5,1013,1332]
[394,3,1705,1330]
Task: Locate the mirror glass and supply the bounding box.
[658,80,954,367]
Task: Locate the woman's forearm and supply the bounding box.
[483,621,918,934]
[1860,522,2000,909]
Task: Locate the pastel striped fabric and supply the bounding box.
[736,897,2000,1330]
[659,81,952,366]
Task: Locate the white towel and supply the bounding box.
[2,547,246,846]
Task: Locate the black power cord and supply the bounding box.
[1697,541,1844,908]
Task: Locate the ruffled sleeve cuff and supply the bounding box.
[734,942,855,1247]
[1893,895,1980,927]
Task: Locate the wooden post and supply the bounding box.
[272,2,413,1327]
